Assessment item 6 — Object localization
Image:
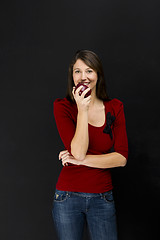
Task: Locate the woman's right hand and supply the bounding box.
[72,85,91,112]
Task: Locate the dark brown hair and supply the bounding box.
[66,49,110,102]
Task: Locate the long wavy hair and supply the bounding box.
[66,49,110,102]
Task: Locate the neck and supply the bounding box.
[89,90,102,107]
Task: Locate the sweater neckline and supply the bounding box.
[88,101,108,128]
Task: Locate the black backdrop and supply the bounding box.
[1,0,160,239]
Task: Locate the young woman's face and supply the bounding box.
[72,59,98,92]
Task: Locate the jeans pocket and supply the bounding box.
[53,189,69,202]
[102,190,114,203]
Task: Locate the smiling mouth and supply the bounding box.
[81,81,90,86]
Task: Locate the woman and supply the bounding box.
[52,50,128,240]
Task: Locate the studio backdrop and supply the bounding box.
[0,0,160,239]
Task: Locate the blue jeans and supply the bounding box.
[52,189,118,240]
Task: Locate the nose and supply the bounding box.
[81,71,87,81]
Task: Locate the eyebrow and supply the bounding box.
[73,67,92,71]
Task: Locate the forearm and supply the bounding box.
[71,110,89,160]
[81,152,127,169]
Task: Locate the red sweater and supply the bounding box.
[53,98,128,193]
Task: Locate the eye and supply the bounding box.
[87,69,93,73]
[75,70,80,73]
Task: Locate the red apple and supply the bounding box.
[74,83,91,98]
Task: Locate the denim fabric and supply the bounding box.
[52,189,118,240]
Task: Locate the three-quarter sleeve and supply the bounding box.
[112,99,128,160]
[53,99,76,153]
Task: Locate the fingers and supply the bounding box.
[72,87,75,96]
[72,86,91,112]
[81,87,91,98]
[62,157,71,166]
[61,155,74,166]
[61,152,71,161]
[82,94,91,103]
[59,150,69,160]
[59,150,71,167]
[73,85,91,98]
[72,85,83,98]
[58,150,79,167]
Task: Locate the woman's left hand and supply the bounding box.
[59,150,81,166]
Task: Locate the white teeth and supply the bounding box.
[83,82,90,85]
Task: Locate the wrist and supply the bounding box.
[77,107,88,113]
[77,109,89,121]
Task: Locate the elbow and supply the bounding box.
[76,155,85,161]
[116,152,127,167]
[70,143,86,161]
[121,157,127,167]
[72,153,85,161]
[71,149,86,161]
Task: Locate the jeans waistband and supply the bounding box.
[55,189,112,198]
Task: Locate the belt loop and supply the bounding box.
[67,191,70,197]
